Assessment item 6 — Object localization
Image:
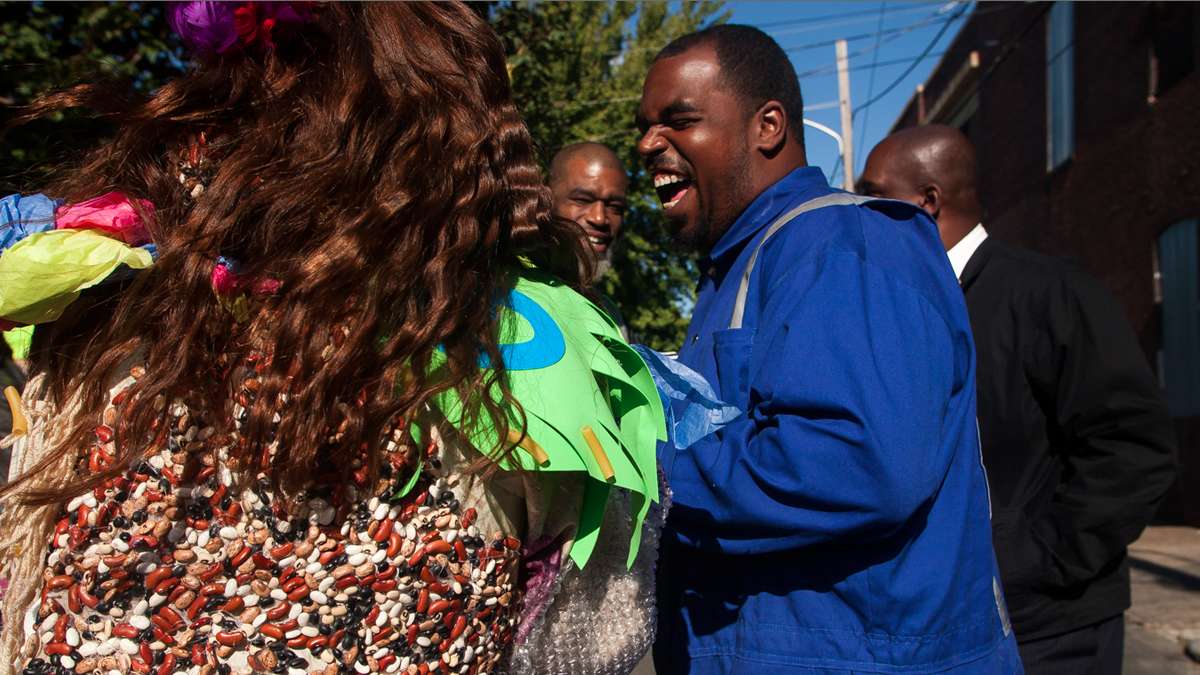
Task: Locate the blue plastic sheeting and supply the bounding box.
[0,193,62,252]
[632,344,740,450]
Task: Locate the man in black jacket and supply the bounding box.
[859,124,1178,675]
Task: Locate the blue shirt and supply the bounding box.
[655,167,1022,674]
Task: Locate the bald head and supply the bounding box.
[549,142,625,187]
[859,124,982,250]
[548,142,629,281]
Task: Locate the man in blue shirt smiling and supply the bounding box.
[637,25,1022,674]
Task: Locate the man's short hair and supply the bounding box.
[656,24,805,134]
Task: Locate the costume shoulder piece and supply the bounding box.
[0,193,156,335]
[430,267,666,569]
[0,191,274,356]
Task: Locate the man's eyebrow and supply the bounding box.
[661,101,701,117]
[568,188,599,199]
[636,100,701,128]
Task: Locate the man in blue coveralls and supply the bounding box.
[638,25,1023,674]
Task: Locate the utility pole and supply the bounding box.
[835,39,855,191]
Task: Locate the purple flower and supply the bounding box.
[261,2,310,25]
[167,1,241,57]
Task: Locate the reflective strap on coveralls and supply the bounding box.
[729,192,881,329]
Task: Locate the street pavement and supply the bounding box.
[1125,526,1200,674]
[632,526,1200,674]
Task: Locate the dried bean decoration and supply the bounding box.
[22,363,520,675]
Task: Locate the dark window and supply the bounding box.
[1149,2,1196,98]
[947,93,978,138]
[1158,218,1200,416]
[1046,2,1075,170]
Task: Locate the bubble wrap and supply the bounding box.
[509,473,670,675]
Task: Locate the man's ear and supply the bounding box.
[753,101,788,156]
[918,183,943,221]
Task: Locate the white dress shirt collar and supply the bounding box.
[947,223,988,281]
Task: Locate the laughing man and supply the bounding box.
[638,25,1022,674]
[548,142,628,280]
[547,142,632,337]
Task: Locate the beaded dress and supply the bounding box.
[8,354,661,675]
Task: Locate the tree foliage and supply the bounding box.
[0,1,724,350]
[0,2,183,191]
[492,1,727,350]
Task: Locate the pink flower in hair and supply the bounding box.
[211,260,241,297]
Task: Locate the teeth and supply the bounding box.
[654,174,686,188]
[587,236,604,244]
[663,195,684,209]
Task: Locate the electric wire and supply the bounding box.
[600,2,964,62]
[851,1,968,116]
[782,6,954,54]
[795,48,952,80]
[754,4,919,30]
[768,3,949,37]
[854,2,890,173]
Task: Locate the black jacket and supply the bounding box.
[961,237,1177,642]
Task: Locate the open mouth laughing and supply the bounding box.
[653,172,694,210]
[585,231,612,252]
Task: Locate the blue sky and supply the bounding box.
[726,1,971,188]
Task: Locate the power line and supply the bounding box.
[855,2,890,171]
[792,18,923,78]
[787,5,1014,81]
[847,2,1057,175]
[797,49,950,81]
[779,0,1024,56]
[827,2,1059,180]
[595,2,948,61]
[782,9,950,54]
[557,3,986,117]
[851,1,968,116]
[589,3,945,61]
[755,4,908,30]
[878,2,1061,133]
[948,3,1055,115]
[571,47,949,124]
[769,3,948,38]
[585,2,981,78]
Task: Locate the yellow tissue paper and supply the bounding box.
[0,228,153,326]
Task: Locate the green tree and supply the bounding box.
[490,1,727,350]
[0,2,183,191]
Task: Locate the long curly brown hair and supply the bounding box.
[5,2,590,504]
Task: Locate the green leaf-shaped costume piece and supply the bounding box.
[424,269,666,570]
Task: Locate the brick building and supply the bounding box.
[891,1,1200,523]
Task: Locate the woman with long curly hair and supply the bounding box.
[0,3,666,673]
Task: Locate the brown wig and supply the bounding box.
[2,2,591,505]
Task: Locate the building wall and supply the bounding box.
[892,1,1200,523]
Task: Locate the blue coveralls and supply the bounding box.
[654,167,1023,674]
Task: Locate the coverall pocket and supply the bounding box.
[712,328,755,409]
